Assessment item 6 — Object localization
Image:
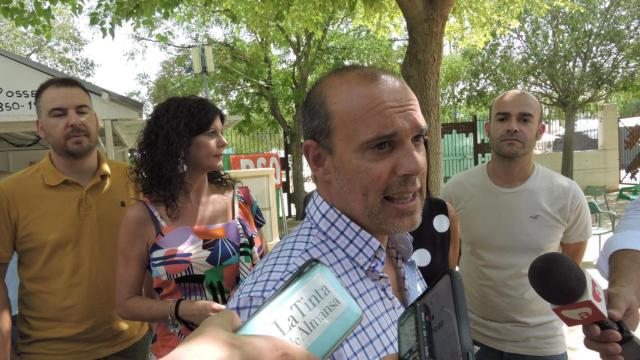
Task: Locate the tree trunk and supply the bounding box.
[560,107,577,179]
[396,0,455,196]
[291,108,306,220]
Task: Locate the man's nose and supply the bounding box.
[67,111,88,126]
[505,120,519,133]
[397,143,427,177]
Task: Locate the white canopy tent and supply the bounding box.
[0,48,145,173]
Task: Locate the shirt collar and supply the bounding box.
[390,232,414,260]
[306,192,414,274]
[40,150,111,186]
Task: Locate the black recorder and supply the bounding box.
[398,270,475,360]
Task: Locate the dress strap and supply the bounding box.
[139,199,167,237]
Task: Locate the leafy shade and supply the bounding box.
[458,0,640,177]
[0,0,83,37]
[0,9,95,78]
[123,0,404,218]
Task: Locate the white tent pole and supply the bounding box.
[104,119,115,160]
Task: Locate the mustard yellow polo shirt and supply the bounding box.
[0,151,148,359]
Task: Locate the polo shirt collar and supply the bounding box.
[41,151,111,186]
[306,192,413,274]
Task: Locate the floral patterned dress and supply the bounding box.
[141,187,265,358]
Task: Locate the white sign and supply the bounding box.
[230,153,282,188]
[0,53,141,123]
[0,87,37,116]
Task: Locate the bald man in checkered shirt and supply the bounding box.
[229,65,429,359]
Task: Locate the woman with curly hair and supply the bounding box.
[115,96,267,358]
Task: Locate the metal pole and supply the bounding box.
[283,131,293,218]
[104,119,115,160]
[280,190,288,235]
[202,72,209,99]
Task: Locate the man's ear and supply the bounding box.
[36,119,45,139]
[536,122,546,141]
[303,139,331,181]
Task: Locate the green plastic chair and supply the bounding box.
[617,185,640,201]
[584,185,609,209]
[584,185,614,224]
[587,200,617,251]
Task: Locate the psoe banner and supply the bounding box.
[230,153,282,189]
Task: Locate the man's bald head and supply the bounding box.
[490,90,543,124]
[302,65,407,152]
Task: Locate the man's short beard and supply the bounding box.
[54,140,97,160]
[332,161,425,236]
[365,200,423,234]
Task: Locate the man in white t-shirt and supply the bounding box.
[583,198,640,359]
[441,90,591,359]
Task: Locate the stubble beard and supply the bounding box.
[334,169,425,236]
[365,200,424,235]
[490,136,535,160]
[57,136,98,160]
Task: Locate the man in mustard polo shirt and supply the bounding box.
[0,78,149,359]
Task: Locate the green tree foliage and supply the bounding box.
[455,0,640,178]
[1,0,405,217]
[392,0,567,193]
[611,79,640,118]
[0,0,79,37]
[0,9,96,78]
[2,0,572,195]
[120,1,405,218]
[439,52,478,122]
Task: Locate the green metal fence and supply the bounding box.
[441,118,490,182]
[224,129,284,155]
[442,128,475,182]
[223,123,489,184]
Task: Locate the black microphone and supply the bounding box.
[528,252,640,359]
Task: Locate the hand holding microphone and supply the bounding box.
[527,252,640,360]
[585,248,640,360]
[583,283,639,360]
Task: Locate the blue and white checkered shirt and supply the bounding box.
[228,192,427,359]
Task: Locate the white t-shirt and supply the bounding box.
[442,163,591,355]
[597,198,640,278]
